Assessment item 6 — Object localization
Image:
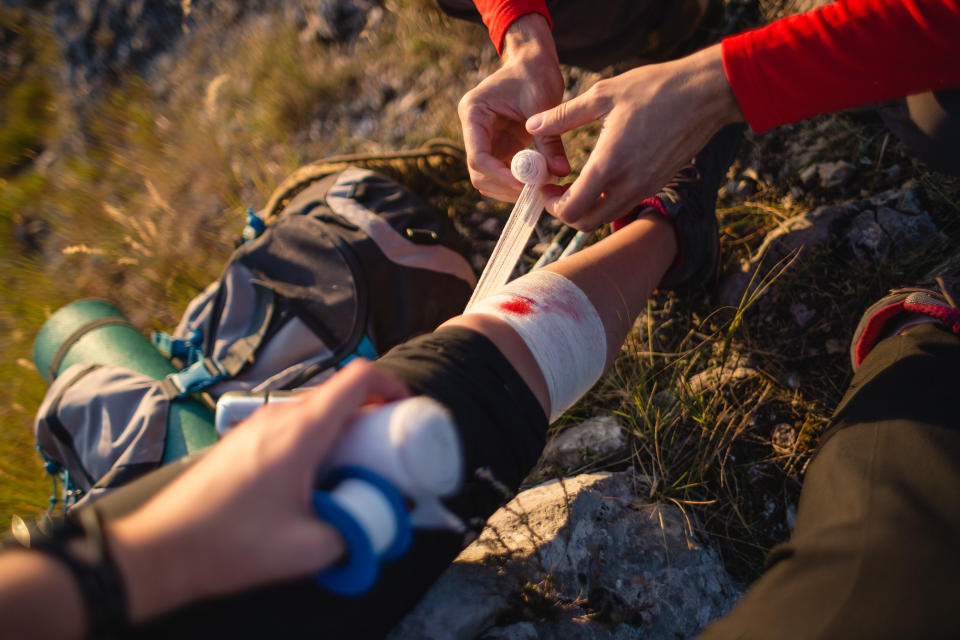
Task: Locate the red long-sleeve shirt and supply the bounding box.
[474,0,960,132]
[722,0,960,132]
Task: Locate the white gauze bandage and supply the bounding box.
[464,270,606,422]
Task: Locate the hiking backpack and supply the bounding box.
[33,146,476,509]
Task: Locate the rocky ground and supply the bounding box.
[1,1,959,637]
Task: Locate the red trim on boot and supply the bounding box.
[903,302,960,334]
[854,301,906,368]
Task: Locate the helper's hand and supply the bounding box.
[107,360,409,624]
[458,14,569,202]
[526,43,745,231]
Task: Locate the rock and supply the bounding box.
[54,0,185,92]
[865,181,926,215]
[790,302,816,328]
[825,338,846,355]
[53,0,377,92]
[390,471,741,640]
[541,414,628,469]
[736,179,756,197]
[782,372,800,389]
[719,180,736,198]
[799,160,855,188]
[771,423,796,455]
[897,184,925,215]
[817,160,856,188]
[868,181,925,215]
[480,216,502,235]
[718,204,857,308]
[687,363,759,394]
[798,164,819,185]
[298,0,376,43]
[882,164,902,185]
[786,503,798,530]
[846,206,944,264]
[845,211,885,262]
[720,178,755,200]
[749,204,851,264]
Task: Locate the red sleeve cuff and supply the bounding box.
[474,0,553,54]
[721,31,782,133]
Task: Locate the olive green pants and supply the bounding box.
[702,323,960,639]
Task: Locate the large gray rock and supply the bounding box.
[799,160,856,188]
[846,206,944,264]
[390,471,741,640]
[718,182,944,306]
[540,414,628,471]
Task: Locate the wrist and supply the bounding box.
[683,43,744,128]
[501,13,557,65]
[106,514,195,624]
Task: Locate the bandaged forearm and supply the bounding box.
[464,271,607,422]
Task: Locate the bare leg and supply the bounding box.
[443,210,676,416]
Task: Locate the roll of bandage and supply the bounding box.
[511,148,549,185]
[325,396,463,498]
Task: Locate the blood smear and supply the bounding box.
[499,296,535,315]
[543,294,582,322]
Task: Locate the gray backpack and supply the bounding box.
[34,162,476,509]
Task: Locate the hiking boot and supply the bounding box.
[612,122,746,292]
[850,276,960,370]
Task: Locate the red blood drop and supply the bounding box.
[499,296,535,315]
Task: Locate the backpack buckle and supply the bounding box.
[164,357,228,397]
[243,206,267,242]
[152,329,203,365]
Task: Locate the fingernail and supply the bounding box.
[526,114,543,131]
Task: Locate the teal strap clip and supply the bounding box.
[164,357,228,397]
[152,328,204,365]
[243,207,267,242]
[339,335,379,367]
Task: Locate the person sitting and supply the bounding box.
[0,196,678,639]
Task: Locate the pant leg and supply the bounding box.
[699,322,960,639]
[878,88,960,177]
[435,0,718,70]
[131,327,549,639]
